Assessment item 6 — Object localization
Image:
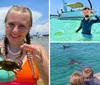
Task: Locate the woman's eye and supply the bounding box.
[19,25,26,29]
[8,23,15,28]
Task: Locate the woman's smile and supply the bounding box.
[10,34,20,40]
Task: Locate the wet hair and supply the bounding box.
[4,36,9,55]
[4,5,32,55]
[82,7,90,11]
[70,72,84,85]
[5,5,32,27]
[82,67,93,79]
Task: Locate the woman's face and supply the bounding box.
[5,11,31,45]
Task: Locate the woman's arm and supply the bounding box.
[35,45,49,85]
[21,44,49,85]
[91,10,100,23]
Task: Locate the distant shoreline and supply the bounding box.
[0,37,49,53]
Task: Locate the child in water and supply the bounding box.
[70,72,85,85]
[83,67,99,85]
[83,67,94,81]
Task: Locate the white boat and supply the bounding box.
[58,0,93,20]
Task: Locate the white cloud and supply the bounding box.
[0,6,48,38]
[0,7,9,36]
[30,22,49,35]
[31,11,42,23]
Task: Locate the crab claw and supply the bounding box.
[15,58,23,69]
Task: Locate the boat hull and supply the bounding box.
[58,10,92,20]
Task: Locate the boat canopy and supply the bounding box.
[67,2,84,8]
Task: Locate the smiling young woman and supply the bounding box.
[0,5,49,85]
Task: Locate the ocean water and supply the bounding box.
[50,18,100,41]
[0,37,49,53]
[31,37,49,53]
[50,43,100,85]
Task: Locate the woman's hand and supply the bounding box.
[21,43,42,64]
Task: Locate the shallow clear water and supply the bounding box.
[50,43,100,85]
[50,18,100,41]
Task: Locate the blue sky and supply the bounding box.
[0,0,49,24]
[50,0,100,15]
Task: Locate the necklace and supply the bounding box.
[8,46,21,55]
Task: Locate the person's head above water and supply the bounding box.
[4,5,32,49]
[82,67,93,81]
[82,7,90,18]
[70,72,84,85]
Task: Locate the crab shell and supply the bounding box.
[0,59,22,71]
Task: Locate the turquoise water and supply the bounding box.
[50,43,100,85]
[50,18,100,41]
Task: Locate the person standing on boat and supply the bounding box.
[75,7,100,39]
[61,9,64,13]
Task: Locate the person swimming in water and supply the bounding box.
[70,72,85,85]
[83,67,100,85]
[75,7,100,39]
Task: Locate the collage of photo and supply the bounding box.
[0,0,100,85]
[50,0,100,85]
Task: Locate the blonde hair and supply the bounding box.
[5,5,32,27]
[3,5,37,82]
[83,67,93,79]
[70,72,84,85]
